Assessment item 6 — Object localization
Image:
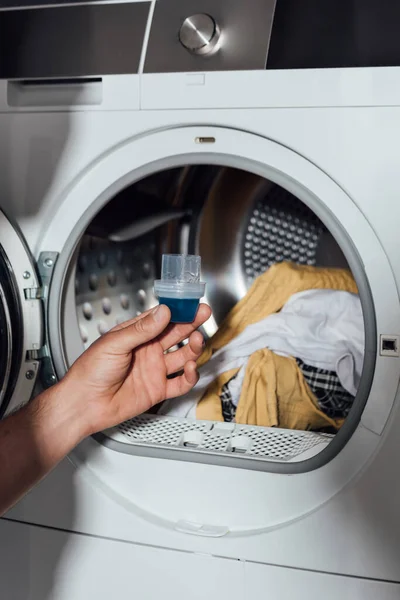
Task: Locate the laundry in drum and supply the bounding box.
[154,254,206,323]
[159,262,364,430]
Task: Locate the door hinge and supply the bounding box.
[25,252,59,389]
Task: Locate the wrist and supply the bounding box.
[32,379,92,453]
[55,373,102,438]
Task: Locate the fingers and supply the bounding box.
[165,361,199,399]
[108,308,153,333]
[164,331,204,375]
[159,304,212,351]
[107,302,211,355]
[107,305,171,353]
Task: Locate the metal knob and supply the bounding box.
[179,14,220,56]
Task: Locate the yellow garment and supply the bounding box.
[197,350,343,430]
[197,261,358,369]
[196,262,356,429]
[197,368,240,422]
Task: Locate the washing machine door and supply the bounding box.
[0,209,43,417]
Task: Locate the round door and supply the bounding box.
[37,126,400,533]
[0,209,43,416]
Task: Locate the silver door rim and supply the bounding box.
[44,134,380,474]
[0,210,42,415]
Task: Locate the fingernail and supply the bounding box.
[152,305,164,322]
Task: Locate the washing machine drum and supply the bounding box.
[58,163,372,467]
[73,166,350,346]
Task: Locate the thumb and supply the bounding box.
[109,304,171,352]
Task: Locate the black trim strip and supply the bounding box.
[17,77,102,85]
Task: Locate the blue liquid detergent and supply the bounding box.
[159,297,200,323]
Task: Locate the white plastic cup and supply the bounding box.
[154,254,206,323]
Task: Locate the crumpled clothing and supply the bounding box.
[197,261,358,369]
[196,349,343,430]
[158,262,359,423]
[296,359,355,419]
[220,359,354,423]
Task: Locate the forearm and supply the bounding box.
[0,381,88,516]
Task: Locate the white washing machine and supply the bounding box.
[1,0,400,598]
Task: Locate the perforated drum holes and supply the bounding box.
[74,233,158,349]
[120,294,130,310]
[97,253,107,268]
[142,263,151,279]
[125,267,133,283]
[82,302,93,320]
[102,297,112,315]
[78,255,87,273]
[107,270,117,287]
[89,274,98,291]
[137,289,146,306]
[98,320,109,335]
[380,335,400,357]
[79,325,88,343]
[244,187,323,282]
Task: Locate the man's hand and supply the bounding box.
[0,302,211,516]
[64,303,211,436]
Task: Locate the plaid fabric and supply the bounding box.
[219,359,355,422]
[220,380,237,423]
[296,358,354,419]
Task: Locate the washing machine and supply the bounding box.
[1,0,400,598]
